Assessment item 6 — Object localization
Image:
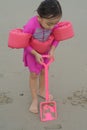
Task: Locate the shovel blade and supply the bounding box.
[40,101,57,122]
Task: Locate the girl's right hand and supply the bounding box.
[31,49,43,64]
[35,53,44,64]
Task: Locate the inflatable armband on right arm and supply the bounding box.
[8,28,32,49]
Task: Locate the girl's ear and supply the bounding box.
[37,15,42,22]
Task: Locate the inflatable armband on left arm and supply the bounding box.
[53,21,74,41]
[8,28,32,49]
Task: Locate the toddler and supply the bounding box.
[23,0,62,113]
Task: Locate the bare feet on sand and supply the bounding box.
[29,100,38,114]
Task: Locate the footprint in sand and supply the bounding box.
[0,92,13,105]
[44,124,62,130]
[65,88,87,109]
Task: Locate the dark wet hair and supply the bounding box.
[37,0,62,19]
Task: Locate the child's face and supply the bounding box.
[38,15,61,29]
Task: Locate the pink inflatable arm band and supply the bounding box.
[8,28,32,49]
[53,21,74,41]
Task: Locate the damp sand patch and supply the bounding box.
[44,124,62,130]
[0,73,4,78]
[0,92,13,105]
[63,88,87,109]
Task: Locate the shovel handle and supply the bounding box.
[41,55,54,67]
[41,55,54,101]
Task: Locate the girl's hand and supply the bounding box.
[35,53,43,64]
[31,49,43,64]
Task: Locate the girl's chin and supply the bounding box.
[41,24,51,30]
[43,26,51,30]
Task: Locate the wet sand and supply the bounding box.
[0,0,87,130]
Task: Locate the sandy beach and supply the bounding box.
[0,0,87,130]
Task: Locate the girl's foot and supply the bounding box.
[38,91,53,100]
[29,100,38,114]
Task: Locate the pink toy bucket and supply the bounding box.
[53,21,74,41]
[8,28,32,48]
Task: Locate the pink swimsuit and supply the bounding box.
[23,16,59,74]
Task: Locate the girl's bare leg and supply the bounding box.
[29,72,38,113]
[39,69,53,100]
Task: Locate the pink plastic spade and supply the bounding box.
[40,55,57,122]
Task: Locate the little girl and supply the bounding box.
[23,0,62,113]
